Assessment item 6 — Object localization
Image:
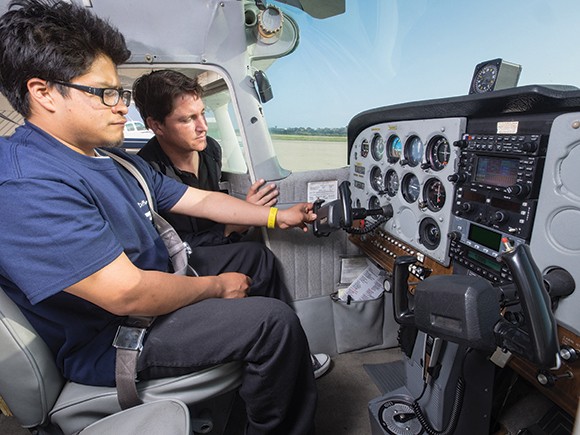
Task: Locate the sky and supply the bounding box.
[263,0,580,129]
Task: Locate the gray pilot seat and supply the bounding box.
[0,286,243,434]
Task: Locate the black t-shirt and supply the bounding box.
[138,136,235,247]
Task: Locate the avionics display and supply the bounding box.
[467,250,502,272]
[451,132,545,241]
[468,224,502,251]
[474,156,519,187]
[490,196,520,213]
[461,189,486,204]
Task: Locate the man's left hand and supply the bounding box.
[246,179,278,207]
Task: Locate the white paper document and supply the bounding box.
[307,180,338,203]
[339,256,370,285]
[338,261,388,302]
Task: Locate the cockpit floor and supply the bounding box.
[315,347,404,435]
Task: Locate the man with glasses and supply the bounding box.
[0,1,318,434]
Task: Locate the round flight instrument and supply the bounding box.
[426,136,451,171]
[419,217,441,250]
[371,133,386,161]
[360,138,369,158]
[401,173,420,203]
[423,177,446,211]
[387,135,402,163]
[370,166,385,192]
[384,169,399,197]
[404,135,424,167]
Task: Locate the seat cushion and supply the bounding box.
[79,399,191,435]
[50,361,243,435]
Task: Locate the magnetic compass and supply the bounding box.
[469,58,522,94]
[472,63,498,94]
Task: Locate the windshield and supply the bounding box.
[263,0,580,171]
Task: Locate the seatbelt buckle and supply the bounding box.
[113,325,147,351]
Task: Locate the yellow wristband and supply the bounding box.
[267,207,278,229]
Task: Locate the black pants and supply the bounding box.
[187,241,292,304]
[137,242,317,434]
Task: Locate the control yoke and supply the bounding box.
[312,181,393,237]
[393,242,560,368]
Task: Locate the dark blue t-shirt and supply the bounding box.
[0,122,187,386]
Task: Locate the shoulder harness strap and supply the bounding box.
[100,149,196,409]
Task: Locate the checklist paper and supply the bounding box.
[337,259,388,302]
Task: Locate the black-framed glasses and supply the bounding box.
[52,80,132,107]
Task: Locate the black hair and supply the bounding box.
[0,0,131,116]
[132,70,204,125]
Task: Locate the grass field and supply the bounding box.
[271,136,348,172]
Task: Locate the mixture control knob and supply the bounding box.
[536,369,573,387]
[559,345,579,362]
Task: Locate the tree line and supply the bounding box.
[270,126,346,137]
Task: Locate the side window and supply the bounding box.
[123,68,247,173]
[197,71,248,174]
[134,121,147,131]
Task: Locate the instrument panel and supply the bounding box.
[349,118,466,266]
[346,87,580,417]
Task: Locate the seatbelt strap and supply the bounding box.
[100,149,195,409]
[101,150,193,275]
[112,316,155,409]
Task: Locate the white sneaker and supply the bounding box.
[311,353,331,379]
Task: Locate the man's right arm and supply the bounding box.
[64,252,251,317]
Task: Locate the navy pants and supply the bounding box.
[137,242,317,434]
